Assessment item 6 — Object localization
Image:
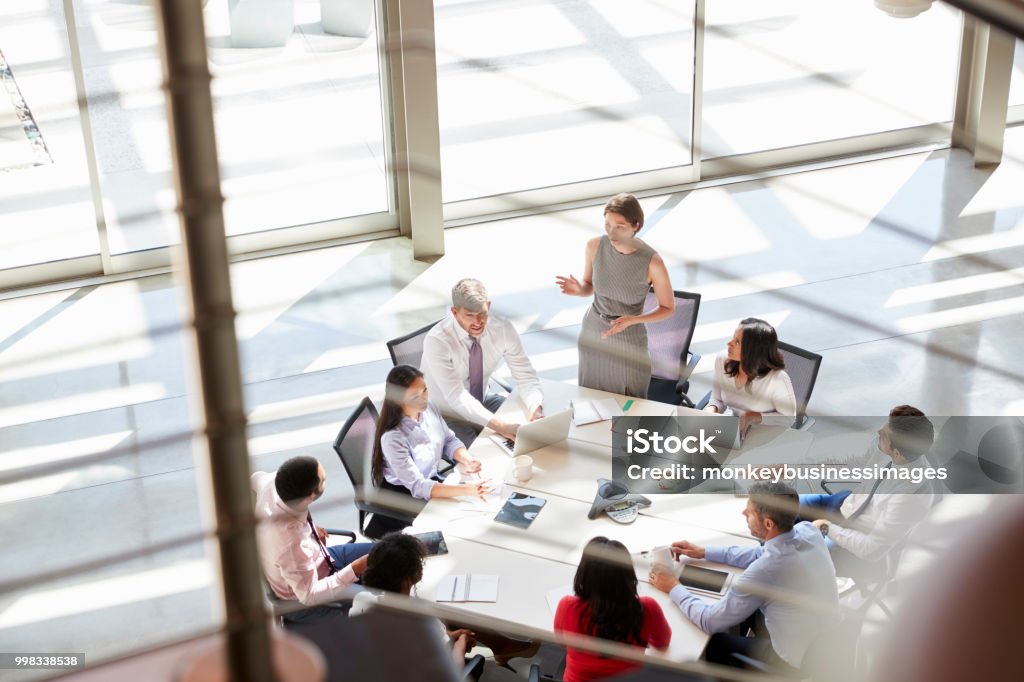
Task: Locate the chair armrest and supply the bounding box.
[324,529,356,543]
[355,500,417,525]
[527,663,542,682]
[462,654,486,681]
[682,350,701,380]
[438,455,456,476]
[695,390,711,410]
[730,652,771,672]
[820,480,841,495]
[490,376,513,394]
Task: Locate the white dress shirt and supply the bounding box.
[668,522,838,668]
[380,404,464,500]
[422,313,543,426]
[708,353,797,416]
[251,471,358,605]
[831,440,935,561]
[351,591,451,648]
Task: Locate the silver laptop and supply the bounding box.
[491,409,572,456]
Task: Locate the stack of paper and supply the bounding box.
[570,398,621,426]
[437,574,500,602]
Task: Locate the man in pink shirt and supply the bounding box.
[252,456,373,622]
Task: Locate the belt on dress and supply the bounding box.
[596,311,621,321]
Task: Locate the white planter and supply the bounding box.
[229,0,295,48]
[321,0,374,38]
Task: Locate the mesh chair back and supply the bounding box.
[386,320,441,368]
[333,397,379,490]
[645,289,701,381]
[777,341,822,421]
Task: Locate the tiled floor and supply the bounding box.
[2,126,1024,677]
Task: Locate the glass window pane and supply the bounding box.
[0,3,100,270]
[65,0,391,256]
[1010,39,1024,108]
[434,0,695,203]
[206,1,390,238]
[702,1,960,159]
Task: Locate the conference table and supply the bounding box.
[410,379,816,666]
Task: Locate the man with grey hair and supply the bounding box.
[422,279,543,446]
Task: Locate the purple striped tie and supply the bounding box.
[469,337,484,402]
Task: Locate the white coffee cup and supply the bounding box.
[650,546,676,575]
[513,455,533,482]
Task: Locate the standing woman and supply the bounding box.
[556,193,674,398]
[706,317,797,435]
[554,537,671,682]
[367,364,489,537]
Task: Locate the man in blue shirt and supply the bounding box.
[650,482,838,671]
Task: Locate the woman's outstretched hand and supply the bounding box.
[556,274,584,296]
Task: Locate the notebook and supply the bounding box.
[570,398,621,426]
[436,574,499,603]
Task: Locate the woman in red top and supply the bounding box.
[554,537,672,682]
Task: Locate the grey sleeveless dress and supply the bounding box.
[578,235,655,398]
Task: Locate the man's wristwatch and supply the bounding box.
[819,522,830,538]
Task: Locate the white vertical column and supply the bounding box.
[953,15,1014,167]
[384,0,444,260]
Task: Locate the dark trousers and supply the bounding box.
[444,393,506,448]
[706,633,797,673]
[705,612,797,673]
[363,479,425,539]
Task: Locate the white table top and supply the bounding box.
[417,536,727,663]
[413,379,776,663]
[414,486,758,572]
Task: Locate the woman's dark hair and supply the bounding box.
[724,317,785,387]
[362,532,427,594]
[371,364,424,486]
[275,456,321,503]
[604,193,644,232]
[573,537,646,646]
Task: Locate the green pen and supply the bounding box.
[622,399,635,412]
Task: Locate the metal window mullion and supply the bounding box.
[691,0,705,180]
[61,0,112,275]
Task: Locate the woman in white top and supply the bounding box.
[706,318,797,435]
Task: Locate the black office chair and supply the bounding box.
[694,340,821,429]
[776,340,822,430]
[644,288,701,405]
[386,319,441,368]
[334,397,452,539]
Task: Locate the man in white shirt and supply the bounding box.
[800,405,936,580]
[421,279,543,446]
[650,482,838,671]
[252,456,373,622]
